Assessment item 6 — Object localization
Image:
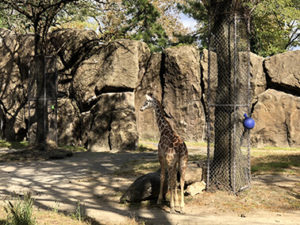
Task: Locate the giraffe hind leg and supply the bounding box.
[168,165,177,214]
[174,162,179,209]
[179,156,188,213]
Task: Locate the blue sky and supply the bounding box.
[179,13,197,31]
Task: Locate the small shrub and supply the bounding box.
[4,193,36,225]
[71,201,84,222]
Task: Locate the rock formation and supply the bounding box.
[264,50,300,94]
[0,28,299,149]
[163,45,205,141]
[120,162,206,203]
[251,89,300,147]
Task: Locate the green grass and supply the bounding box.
[253,146,300,151]
[136,144,156,152]
[0,140,10,148]
[60,145,88,152]
[4,193,36,225]
[251,154,300,175]
[0,140,29,149]
[114,159,160,176]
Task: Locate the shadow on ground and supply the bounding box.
[0,150,176,224]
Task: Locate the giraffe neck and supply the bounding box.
[153,102,174,135]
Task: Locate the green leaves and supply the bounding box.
[177,0,300,56]
[121,0,169,51]
[251,0,300,56]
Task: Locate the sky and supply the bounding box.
[179,13,198,32]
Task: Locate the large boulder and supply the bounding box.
[249,53,266,99]
[72,40,151,111]
[120,162,206,203]
[57,98,81,145]
[49,28,98,71]
[251,89,300,147]
[82,92,138,151]
[120,170,166,203]
[163,45,205,141]
[135,52,162,140]
[0,29,33,141]
[264,50,300,94]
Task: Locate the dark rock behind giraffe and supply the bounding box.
[120,162,205,203]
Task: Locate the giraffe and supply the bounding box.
[140,93,188,213]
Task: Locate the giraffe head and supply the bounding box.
[140,94,156,111]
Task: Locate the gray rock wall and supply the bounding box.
[0,28,299,149]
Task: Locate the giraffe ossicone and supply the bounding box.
[140,94,188,214]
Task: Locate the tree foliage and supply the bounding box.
[250,0,300,56]
[121,0,169,51]
[178,0,300,56]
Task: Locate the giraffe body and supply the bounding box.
[140,94,188,213]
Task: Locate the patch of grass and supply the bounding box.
[34,209,92,225]
[4,193,36,225]
[190,180,300,214]
[0,140,10,148]
[0,199,95,225]
[71,201,85,222]
[253,146,300,151]
[189,154,207,162]
[136,144,155,152]
[185,141,207,148]
[60,145,88,152]
[115,154,207,177]
[114,159,160,176]
[10,141,29,149]
[0,147,73,163]
[0,140,29,149]
[251,154,300,175]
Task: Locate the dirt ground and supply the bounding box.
[0,148,299,225]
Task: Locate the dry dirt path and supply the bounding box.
[0,150,299,225]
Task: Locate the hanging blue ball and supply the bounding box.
[243,113,255,129]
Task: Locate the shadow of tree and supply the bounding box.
[252,153,300,208]
[252,154,300,174]
[0,151,174,224]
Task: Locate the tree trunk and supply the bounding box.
[32,55,48,150]
[210,4,249,192]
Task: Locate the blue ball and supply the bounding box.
[243,114,255,129]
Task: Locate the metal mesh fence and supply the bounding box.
[27,56,58,144]
[206,14,251,193]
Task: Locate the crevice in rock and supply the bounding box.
[199,51,208,124]
[284,120,292,147]
[107,114,113,150]
[250,98,258,115]
[135,52,154,92]
[159,51,167,103]
[263,60,300,97]
[95,86,134,96]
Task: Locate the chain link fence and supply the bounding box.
[206,14,251,193]
[27,56,58,145]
